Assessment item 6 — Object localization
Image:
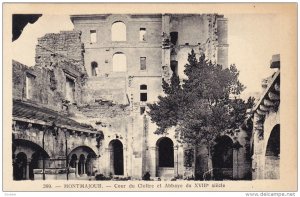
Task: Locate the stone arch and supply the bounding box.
[111,21,126,41]
[264,124,280,179]
[13,139,50,180]
[112,52,127,72]
[13,139,50,159]
[156,137,174,167]
[156,137,175,178]
[212,135,233,180]
[108,139,124,175]
[68,146,97,176]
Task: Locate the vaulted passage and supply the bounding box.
[109,140,124,175]
[13,139,50,180]
[212,136,233,180]
[265,124,280,179]
[157,137,174,167]
[68,146,97,177]
[13,152,27,180]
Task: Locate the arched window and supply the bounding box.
[140,84,147,102]
[111,21,126,41]
[91,61,98,76]
[112,53,127,72]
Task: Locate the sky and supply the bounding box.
[12,14,281,99]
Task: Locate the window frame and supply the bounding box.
[90,30,97,44]
[139,27,147,42]
[111,21,127,42]
[140,57,147,71]
[65,75,76,103]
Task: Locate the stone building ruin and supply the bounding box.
[12,14,254,181]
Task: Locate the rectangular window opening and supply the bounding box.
[66,76,75,103]
[90,30,97,43]
[140,57,146,70]
[140,107,146,115]
[140,93,147,102]
[25,73,35,99]
[139,28,146,41]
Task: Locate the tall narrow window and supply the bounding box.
[113,52,127,72]
[90,30,97,43]
[25,73,35,99]
[139,28,146,41]
[65,76,75,103]
[91,61,98,76]
[140,84,147,102]
[140,57,146,70]
[112,22,126,41]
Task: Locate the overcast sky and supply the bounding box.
[11,14,280,99]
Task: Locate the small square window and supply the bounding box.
[140,93,147,102]
[139,28,146,41]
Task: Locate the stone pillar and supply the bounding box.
[177,145,184,177]
[174,145,179,177]
[123,146,127,177]
[26,159,31,180]
[253,113,265,180]
[149,147,157,177]
[232,148,239,179]
[75,161,79,176]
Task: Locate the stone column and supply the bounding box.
[26,159,31,180]
[174,145,179,177]
[75,161,79,176]
[177,145,184,178]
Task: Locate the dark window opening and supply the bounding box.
[266,124,280,157]
[78,154,85,175]
[158,137,174,167]
[140,93,147,102]
[170,32,178,45]
[140,57,146,70]
[91,61,98,76]
[66,76,75,103]
[13,152,27,180]
[140,84,147,90]
[140,107,145,115]
[185,43,189,46]
[170,60,178,76]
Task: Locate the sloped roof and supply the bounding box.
[13,99,103,136]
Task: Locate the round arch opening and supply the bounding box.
[212,135,233,180]
[265,124,280,179]
[109,139,124,175]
